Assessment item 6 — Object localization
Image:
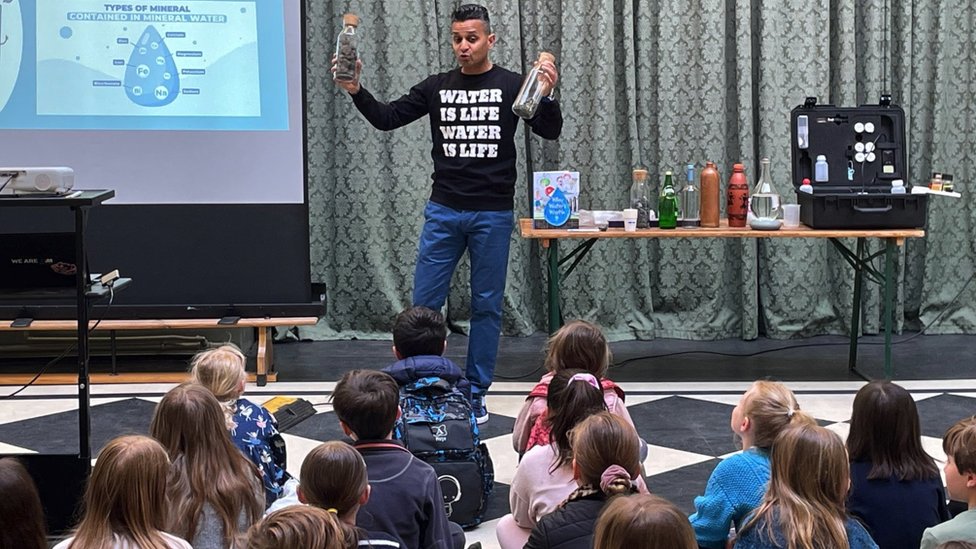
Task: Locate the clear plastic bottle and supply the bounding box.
[630,168,650,229]
[679,163,701,227]
[512,52,555,119]
[658,171,679,229]
[814,155,829,182]
[334,13,360,82]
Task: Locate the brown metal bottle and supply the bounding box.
[700,161,720,227]
[727,163,749,228]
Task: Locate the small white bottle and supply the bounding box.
[891,179,906,194]
[799,177,813,194]
[814,155,829,182]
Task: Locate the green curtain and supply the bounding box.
[305,0,976,341]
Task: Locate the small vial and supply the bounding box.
[891,179,906,194]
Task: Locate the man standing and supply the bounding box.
[333,4,562,424]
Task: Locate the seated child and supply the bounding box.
[513,320,637,456]
[689,380,814,548]
[150,383,265,549]
[0,458,50,549]
[298,440,403,548]
[846,380,949,549]
[920,417,976,549]
[245,506,346,549]
[733,423,878,549]
[332,369,464,549]
[593,494,696,549]
[55,435,193,549]
[525,412,645,549]
[382,306,470,400]
[190,343,291,506]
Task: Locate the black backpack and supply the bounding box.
[393,376,494,528]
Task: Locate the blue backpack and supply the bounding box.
[393,376,494,528]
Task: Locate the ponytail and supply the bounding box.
[744,380,814,450]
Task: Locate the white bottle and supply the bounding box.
[799,178,813,194]
[814,155,829,182]
[891,179,906,194]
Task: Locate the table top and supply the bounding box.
[0,189,115,208]
[519,218,926,242]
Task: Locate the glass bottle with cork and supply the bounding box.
[630,168,650,229]
[658,171,679,230]
[334,13,360,82]
[513,52,555,119]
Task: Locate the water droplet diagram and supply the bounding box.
[124,25,178,107]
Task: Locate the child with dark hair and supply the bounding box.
[524,412,644,549]
[332,369,463,549]
[921,417,976,548]
[513,320,637,456]
[0,457,47,549]
[383,305,472,401]
[846,381,949,549]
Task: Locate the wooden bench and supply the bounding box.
[0,317,319,386]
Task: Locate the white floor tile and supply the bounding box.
[643,444,715,477]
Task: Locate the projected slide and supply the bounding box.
[0,0,289,130]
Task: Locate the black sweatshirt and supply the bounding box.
[351,65,563,211]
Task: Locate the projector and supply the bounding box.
[0,167,75,195]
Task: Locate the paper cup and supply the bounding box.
[622,208,638,232]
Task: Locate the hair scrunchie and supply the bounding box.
[599,464,633,493]
[569,372,600,390]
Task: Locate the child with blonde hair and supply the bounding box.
[190,344,289,506]
[594,494,697,549]
[245,506,346,549]
[734,423,877,548]
[54,435,192,549]
[689,380,815,548]
[513,320,636,456]
[150,383,265,549]
[525,412,644,549]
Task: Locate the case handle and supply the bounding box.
[852,204,893,214]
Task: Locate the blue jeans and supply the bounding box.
[413,201,514,396]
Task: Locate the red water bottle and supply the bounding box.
[727,163,749,227]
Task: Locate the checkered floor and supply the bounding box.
[1,379,972,548]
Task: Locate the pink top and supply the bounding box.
[512,372,635,455]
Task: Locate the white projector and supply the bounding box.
[0,167,75,195]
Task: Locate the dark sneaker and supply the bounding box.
[471,394,489,425]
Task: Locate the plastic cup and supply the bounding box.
[782,204,801,228]
[622,209,638,232]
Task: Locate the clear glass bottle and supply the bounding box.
[334,13,360,82]
[679,163,700,227]
[658,171,679,229]
[749,157,781,221]
[512,52,555,119]
[630,168,650,228]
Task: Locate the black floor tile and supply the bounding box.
[0,398,156,454]
[628,396,739,457]
[916,393,976,439]
[646,458,722,514]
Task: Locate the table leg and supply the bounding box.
[848,238,865,374]
[548,240,561,334]
[883,238,895,378]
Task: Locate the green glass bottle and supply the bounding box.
[658,170,679,229]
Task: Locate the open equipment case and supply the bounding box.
[790,96,927,229]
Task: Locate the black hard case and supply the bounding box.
[789,99,927,229]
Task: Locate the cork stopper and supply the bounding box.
[632,168,648,181]
[342,13,360,27]
[538,52,556,63]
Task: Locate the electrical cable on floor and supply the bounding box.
[611,269,976,369]
[0,290,115,399]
